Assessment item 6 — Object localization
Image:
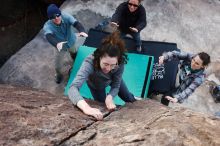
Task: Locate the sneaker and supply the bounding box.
[55,74,63,84]
[134,96,143,101]
[137,46,142,52]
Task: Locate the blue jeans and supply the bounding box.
[88,80,136,103]
[121,31,142,48]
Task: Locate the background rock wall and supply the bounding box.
[0,0,220,114]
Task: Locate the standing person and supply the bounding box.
[111,0,147,52]
[68,31,137,120]
[43,4,88,84]
[159,51,211,106]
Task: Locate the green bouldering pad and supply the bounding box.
[65,46,154,105]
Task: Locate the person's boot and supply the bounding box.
[55,74,63,84]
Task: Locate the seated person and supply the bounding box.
[111,0,147,52]
[68,31,137,120]
[159,51,210,106]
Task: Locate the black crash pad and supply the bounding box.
[83,28,179,95]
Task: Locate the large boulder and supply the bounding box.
[0,84,107,146]
[0,84,220,146]
[64,100,220,146]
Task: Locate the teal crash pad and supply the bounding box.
[65,46,154,105]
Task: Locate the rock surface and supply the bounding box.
[1,84,220,146]
[0,84,108,146]
[64,101,220,146]
[0,0,220,117]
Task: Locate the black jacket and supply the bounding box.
[112,2,147,33]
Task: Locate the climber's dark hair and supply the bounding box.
[93,31,128,70]
[197,52,210,66]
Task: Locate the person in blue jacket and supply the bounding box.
[43,4,88,84]
[159,51,210,106]
[111,0,147,52]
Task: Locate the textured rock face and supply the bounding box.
[0,84,107,146]
[1,84,220,146]
[63,100,220,146]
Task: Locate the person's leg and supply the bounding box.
[69,45,77,60]
[130,32,142,52]
[54,50,66,83]
[118,80,136,102]
[88,85,106,103]
[67,45,77,76]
